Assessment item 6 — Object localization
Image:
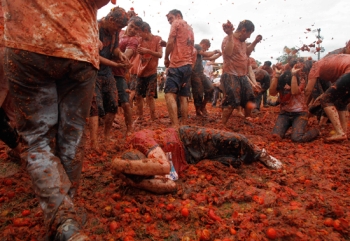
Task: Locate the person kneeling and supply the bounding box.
[269,61,319,142]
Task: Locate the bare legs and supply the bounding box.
[323,106,347,141]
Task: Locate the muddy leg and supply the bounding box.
[165,93,179,127]
[323,106,347,141]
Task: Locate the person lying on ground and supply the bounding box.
[111,125,282,194]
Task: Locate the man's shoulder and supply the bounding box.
[194,44,202,51]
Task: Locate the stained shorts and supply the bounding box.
[90,73,118,117]
[115,76,130,105]
[191,71,214,107]
[129,74,137,91]
[136,73,157,98]
[320,73,350,111]
[221,73,255,109]
[164,64,192,97]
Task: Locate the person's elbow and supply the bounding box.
[94,0,110,9]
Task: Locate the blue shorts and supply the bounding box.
[164,64,192,97]
[115,76,130,105]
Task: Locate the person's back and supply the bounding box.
[3,0,100,69]
[168,18,194,68]
[309,54,350,83]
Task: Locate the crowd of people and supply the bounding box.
[0,1,349,240]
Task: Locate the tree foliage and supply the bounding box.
[276,46,300,64]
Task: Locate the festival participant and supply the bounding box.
[260,61,273,107]
[164,9,195,127]
[252,69,270,113]
[212,70,223,107]
[3,0,116,239]
[305,54,350,141]
[135,22,163,121]
[204,61,214,80]
[270,61,319,142]
[113,16,143,136]
[0,6,21,161]
[191,39,221,117]
[89,8,130,150]
[324,40,350,57]
[221,20,262,124]
[128,54,140,109]
[112,125,282,194]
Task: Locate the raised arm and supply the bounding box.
[291,66,302,95]
[269,68,282,96]
[222,21,235,57]
[246,35,262,56]
[94,0,115,9]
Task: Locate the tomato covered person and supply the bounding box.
[252,69,270,113]
[191,39,221,117]
[270,60,319,142]
[3,0,117,240]
[305,54,350,141]
[135,22,163,121]
[0,5,21,162]
[89,7,130,151]
[113,15,144,136]
[221,20,262,124]
[164,9,195,127]
[112,126,282,194]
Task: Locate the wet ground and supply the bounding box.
[0,94,349,240]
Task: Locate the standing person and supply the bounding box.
[305,54,350,141]
[113,16,143,136]
[164,9,195,127]
[221,20,262,125]
[191,39,221,117]
[252,69,270,113]
[128,54,140,109]
[204,61,214,81]
[0,5,21,161]
[89,7,130,150]
[260,61,273,107]
[3,0,116,239]
[135,22,163,121]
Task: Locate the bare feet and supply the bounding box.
[325,134,347,142]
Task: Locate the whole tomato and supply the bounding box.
[266,227,277,239]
